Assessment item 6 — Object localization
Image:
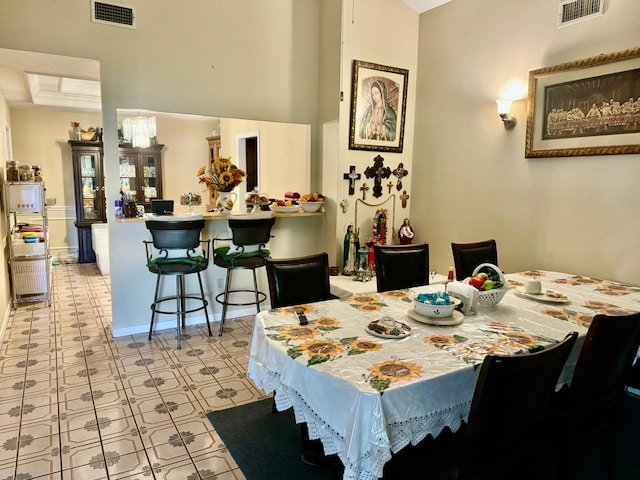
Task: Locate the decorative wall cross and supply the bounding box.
[387,181,394,194]
[343,165,361,195]
[393,162,409,191]
[360,182,369,200]
[364,155,391,198]
[401,190,410,208]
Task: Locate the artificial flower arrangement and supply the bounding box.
[197,156,246,192]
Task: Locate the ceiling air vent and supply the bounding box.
[558,0,604,27]
[91,0,136,29]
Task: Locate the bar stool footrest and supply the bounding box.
[151,295,209,316]
[215,289,267,307]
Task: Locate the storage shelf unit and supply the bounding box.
[3,181,51,306]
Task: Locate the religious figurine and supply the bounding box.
[398,218,414,245]
[373,209,388,245]
[342,225,360,275]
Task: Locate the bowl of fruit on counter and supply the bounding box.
[269,198,299,213]
[465,263,510,306]
[299,193,325,212]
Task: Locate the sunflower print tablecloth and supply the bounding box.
[247,270,639,480]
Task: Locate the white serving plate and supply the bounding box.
[269,205,299,213]
[514,288,570,303]
[407,309,464,326]
[366,318,412,339]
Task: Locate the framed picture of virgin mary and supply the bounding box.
[349,60,409,153]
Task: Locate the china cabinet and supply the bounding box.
[118,143,164,208]
[69,140,106,263]
[206,135,221,207]
[69,141,164,263]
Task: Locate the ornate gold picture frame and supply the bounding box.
[349,60,409,153]
[525,47,640,157]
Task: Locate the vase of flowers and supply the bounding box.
[197,157,246,211]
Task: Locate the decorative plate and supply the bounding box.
[514,288,570,304]
[366,317,411,339]
[407,309,464,326]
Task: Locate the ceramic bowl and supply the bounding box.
[413,296,460,318]
[299,201,324,212]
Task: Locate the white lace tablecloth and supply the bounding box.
[247,270,640,480]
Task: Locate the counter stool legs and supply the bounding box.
[148,271,212,349]
[217,268,264,337]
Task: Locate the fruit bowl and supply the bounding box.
[299,201,324,212]
[269,204,299,213]
[468,263,509,306]
[413,293,461,318]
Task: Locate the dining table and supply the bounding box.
[246,270,640,480]
[328,271,448,298]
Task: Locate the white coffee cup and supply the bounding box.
[525,279,542,295]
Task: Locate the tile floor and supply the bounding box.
[0,262,269,479]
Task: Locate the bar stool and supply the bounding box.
[213,214,275,336]
[144,216,212,349]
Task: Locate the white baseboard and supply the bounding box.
[112,306,261,337]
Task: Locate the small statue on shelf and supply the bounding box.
[373,209,388,245]
[342,224,360,276]
[398,218,414,245]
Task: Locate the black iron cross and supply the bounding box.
[343,165,361,195]
[393,162,409,191]
[364,155,391,198]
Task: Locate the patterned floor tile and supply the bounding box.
[0,264,268,479]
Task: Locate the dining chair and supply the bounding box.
[213,215,276,336]
[265,252,337,308]
[144,216,212,349]
[451,239,498,281]
[384,331,578,480]
[553,312,640,479]
[373,243,429,292]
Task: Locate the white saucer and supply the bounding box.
[407,309,464,326]
[514,288,570,304]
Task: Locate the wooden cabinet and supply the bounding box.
[70,141,164,263]
[206,135,220,206]
[70,140,106,263]
[118,143,164,208]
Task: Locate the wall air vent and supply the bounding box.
[91,0,136,29]
[558,0,604,27]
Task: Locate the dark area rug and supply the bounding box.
[207,398,340,480]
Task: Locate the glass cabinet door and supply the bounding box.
[142,155,158,203]
[119,154,138,203]
[80,154,99,220]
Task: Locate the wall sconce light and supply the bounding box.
[496,99,516,129]
[122,116,157,148]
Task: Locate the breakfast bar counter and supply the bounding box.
[109,210,325,337]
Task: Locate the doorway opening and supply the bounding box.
[236,132,259,205]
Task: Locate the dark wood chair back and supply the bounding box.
[451,239,498,281]
[566,312,640,422]
[373,243,429,292]
[460,332,578,479]
[266,253,334,308]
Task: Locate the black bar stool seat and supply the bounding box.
[213,215,275,335]
[144,217,212,348]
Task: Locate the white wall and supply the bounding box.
[411,0,640,285]
[0,0,325,331]
[332,0,420,265]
